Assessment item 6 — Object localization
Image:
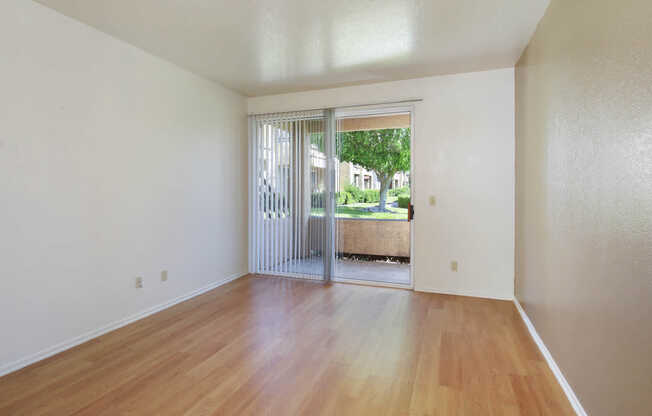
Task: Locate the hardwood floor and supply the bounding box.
[0,275,574,415]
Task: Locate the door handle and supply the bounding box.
[408,203,415,221]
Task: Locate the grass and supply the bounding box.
[311,196,408,220]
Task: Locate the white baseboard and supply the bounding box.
[513,298,587,416]
[0,271,248,378]
[416,286,513,301]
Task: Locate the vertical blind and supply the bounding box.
[249,110,335,281]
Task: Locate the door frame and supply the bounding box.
[332,103,416,290]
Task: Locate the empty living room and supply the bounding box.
[1,0,650,415]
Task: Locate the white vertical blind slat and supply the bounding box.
[272,120,278,273]
[282,119,288,274]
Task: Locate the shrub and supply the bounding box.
[389,186,409,197]
[262,190,287,214]
[343,184,364,203]
[363,189,380,203]
[336,191,354,205]
[397,195,410,208]
[320,190,358,206]
[311,192,324,208]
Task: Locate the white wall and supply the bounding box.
[249,69,515,299]
[0,0,247,372]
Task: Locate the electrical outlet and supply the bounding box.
[429,195,436,206]
[161,270,168,282]
[135,276,143,288]
[451,261,458,272]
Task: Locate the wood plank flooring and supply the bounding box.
[0,275,574,415]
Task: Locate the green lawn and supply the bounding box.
[311,197,407,220]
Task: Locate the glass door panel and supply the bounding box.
[334,112,412,285]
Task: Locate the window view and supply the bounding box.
[310,126,411,220]
[303,113,413,285]
[332,114,412,285]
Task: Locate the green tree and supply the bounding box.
[338,128,410,211]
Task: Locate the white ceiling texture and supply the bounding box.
[36,0,549,96]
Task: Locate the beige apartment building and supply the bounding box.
[338,161,409,191]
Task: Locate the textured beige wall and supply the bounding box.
[336,219,410,257]
[515,1,652,415]
[338,114,410,132]
[309,217,410,257]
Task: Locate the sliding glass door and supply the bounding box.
[249,105,413,287]
[334,108,413,286]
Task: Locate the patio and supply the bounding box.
[284,256,410,285]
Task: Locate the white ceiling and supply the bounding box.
[36,0,549,96]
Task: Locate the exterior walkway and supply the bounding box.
[284,257,410,285]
